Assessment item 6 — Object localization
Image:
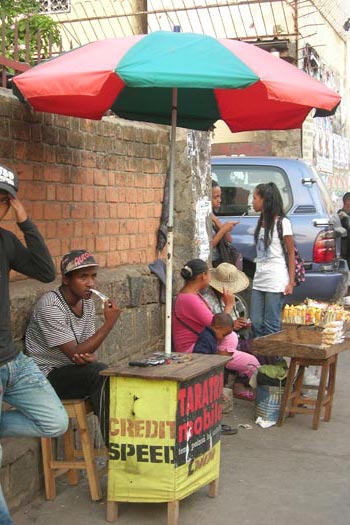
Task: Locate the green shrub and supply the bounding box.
[0,0,61,65]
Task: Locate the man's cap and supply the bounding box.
[60,250,98,275]
[0,165,18,198]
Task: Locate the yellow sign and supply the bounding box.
[108,369,223,502]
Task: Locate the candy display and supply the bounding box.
[282,300,350,327]
[320,321,345,348]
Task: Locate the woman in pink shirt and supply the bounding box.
[172,259,259,400]
[172,259,235,353]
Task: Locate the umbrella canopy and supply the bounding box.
[13,31,340,132]
[12,31,341,354]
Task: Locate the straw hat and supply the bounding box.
[210,263,249,294]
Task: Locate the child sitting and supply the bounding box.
[193,313,259,401]
[193,313,234,355]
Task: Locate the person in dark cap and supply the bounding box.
[0,165,68,525]
[25,250,121,446]
[337,192,350,274]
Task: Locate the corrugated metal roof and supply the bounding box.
[52,1,296,49]
[51,1,350,50]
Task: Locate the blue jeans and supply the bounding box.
[0,352,68,525]
[250,289,285,338]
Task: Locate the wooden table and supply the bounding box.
[252,324,350,429]
[101,354,230,525]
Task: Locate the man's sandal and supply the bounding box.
[221,424,238,435]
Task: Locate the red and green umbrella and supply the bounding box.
[13,31,340,131]
[12,31,341,353]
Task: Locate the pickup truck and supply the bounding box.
[211,156,348,304]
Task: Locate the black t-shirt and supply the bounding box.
[0,219,55,367]
[337,209,350,262]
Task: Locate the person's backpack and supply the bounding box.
[276,217,305,287]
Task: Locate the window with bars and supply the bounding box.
[39,0,71,14]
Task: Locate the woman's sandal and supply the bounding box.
[221,424,238,435]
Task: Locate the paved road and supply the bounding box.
[14,351,350,525]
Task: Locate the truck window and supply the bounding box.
[311,167,336,216]
[211,165,292,216]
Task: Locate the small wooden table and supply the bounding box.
[101,354,230,525]
[253,324,350,430]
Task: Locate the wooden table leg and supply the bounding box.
[278,358,297,426]
[290,364,305,416]
[208,478,219,498]
[324,355,337,422]
[168,500,179,525]
[106,501,118,522]
[312,359,329,430]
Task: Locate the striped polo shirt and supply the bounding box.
[25,288,95,376]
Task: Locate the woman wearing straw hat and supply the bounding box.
[203,262,250,329]
[202,262,260,399]
[172,260,259,399]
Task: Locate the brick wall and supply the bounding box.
[211,129,302,158]
[0,87,173,513]
[0,88,169,276]
[0,90,212,518]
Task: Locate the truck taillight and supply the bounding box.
[313,229,336,263]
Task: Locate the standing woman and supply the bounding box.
[212,181,238,268]
[251,182,295,337]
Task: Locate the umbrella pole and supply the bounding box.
[164,87,178,355]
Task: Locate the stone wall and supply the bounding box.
[172,130,212,292]
[2,265,164,512]
[1,437,43,513]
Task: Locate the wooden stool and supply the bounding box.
[41,399,107,501]
[277,354,338,430]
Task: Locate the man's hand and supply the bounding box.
[284,282,294,296]
[9,196,27,223]
[103,299,121,327]
[72,353,97,365]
